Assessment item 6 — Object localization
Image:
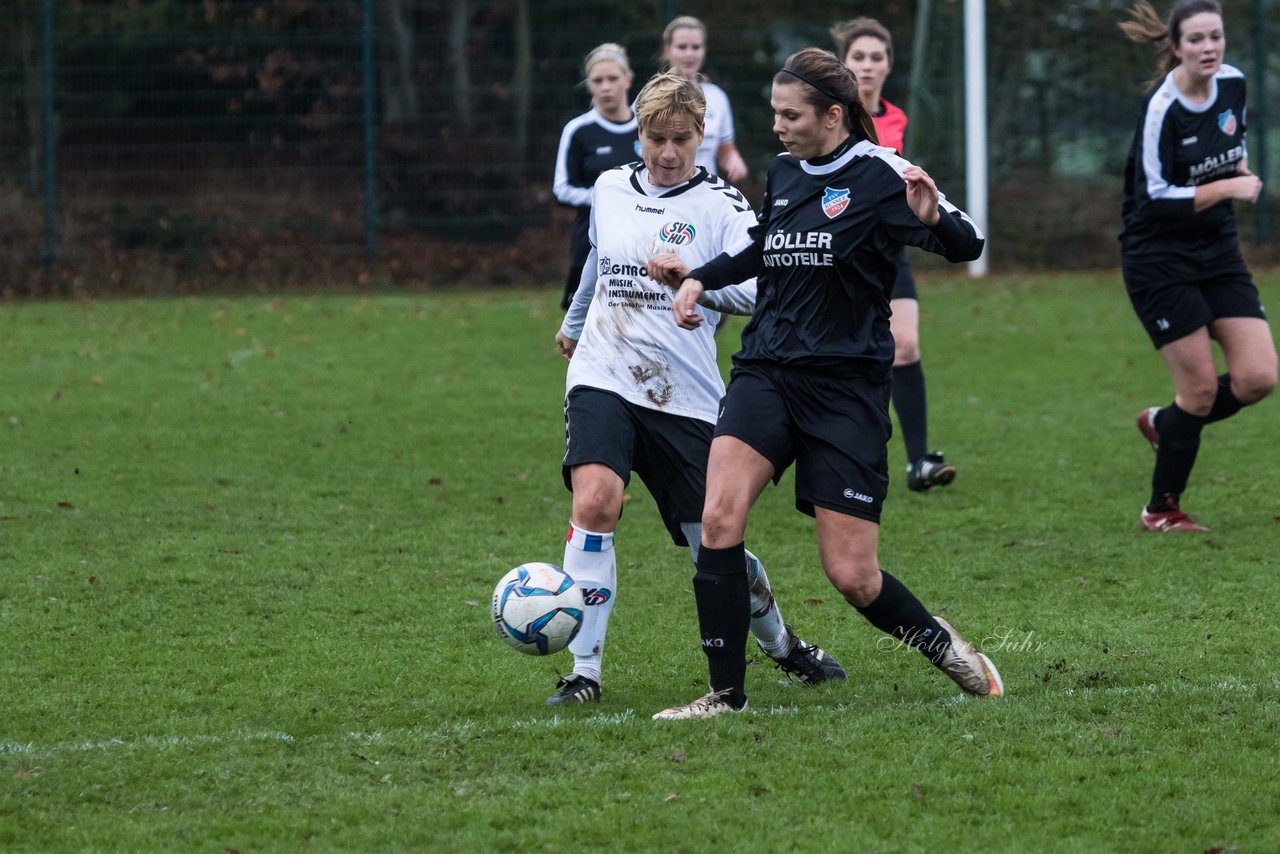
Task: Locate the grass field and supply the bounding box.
[2,273,1279,852]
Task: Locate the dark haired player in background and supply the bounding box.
[833,16,956,493]
[553,44,639,309]
[649,49,1002,720]
[1120,0,1275,532]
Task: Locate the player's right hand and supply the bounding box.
[555,331,577,361]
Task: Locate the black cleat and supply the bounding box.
[546,674,601,706]
[907,451,957,492]
[761,627,846,685]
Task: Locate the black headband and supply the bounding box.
[778,66,845,105]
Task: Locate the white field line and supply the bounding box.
[0,730,295,759]
[3,679,1275,758]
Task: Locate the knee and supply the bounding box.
[893,337,920,366]
[829,563,881,609]
[1178,378,1219,416]
[1233,368,1277,405]
[701,501,747,548]
[572,491,620,532]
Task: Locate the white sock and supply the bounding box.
[563,522,616,685]
[680,522,790,657]
[745,548,791,656]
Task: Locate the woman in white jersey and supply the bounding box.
[544,71,844,707]
[661,16,748,183]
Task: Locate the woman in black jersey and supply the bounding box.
[553,43,638,309]
[1120,1,1275,533]
[646,49,1003,720]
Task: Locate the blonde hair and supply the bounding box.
[634,70,706,133]
[584,42,632,79]
[830,17,894,66]
[1120,0,1224,90]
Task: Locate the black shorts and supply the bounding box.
[1122,250,1266,349]
[562,386,711,545]
[715,363,891,523]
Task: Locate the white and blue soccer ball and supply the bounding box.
[492,562,584,655]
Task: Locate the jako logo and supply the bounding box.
[843,488,873,503]
[660,222,696,245]
[583,588,612,606]
[701,637,725,648]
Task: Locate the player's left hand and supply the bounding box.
[671,278,706,330]
[903,165,940,226]
[646,252,691,288]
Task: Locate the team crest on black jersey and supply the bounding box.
[821,187,850,219]
[1218,109,1237,136]
[660,222,696,245]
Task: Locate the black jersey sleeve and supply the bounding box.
[875,169,985,263]
[688,177,773,290]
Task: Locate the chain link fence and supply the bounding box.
[1,0,1277,294]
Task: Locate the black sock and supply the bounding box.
[1149,403,1205,510]
[1205,373,1245,424]
[1154,375,1243,433]
[892,362,929,463]
[692,542,750,707]
[855,570,950,665]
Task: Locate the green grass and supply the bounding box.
[2,275,1279,852]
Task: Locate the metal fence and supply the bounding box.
[1,0,1277,294]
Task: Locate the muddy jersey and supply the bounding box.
[1120,64,1248,261]
[560,164,757,423]
[689,139,984,377]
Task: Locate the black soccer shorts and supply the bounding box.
[715,362,891,524]
[562,385,712,546]
[1122,250,1266,349]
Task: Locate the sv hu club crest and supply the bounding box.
[660,222,697,245]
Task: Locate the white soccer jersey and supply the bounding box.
[696,82,735,176]
[560,164,757,423]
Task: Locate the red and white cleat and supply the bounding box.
[1136,407,1161,452]
[1140,504,1209,533]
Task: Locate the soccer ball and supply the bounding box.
[492,562,584,655]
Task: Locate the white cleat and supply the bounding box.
[933,617,1004,697]
[652,688,748,720]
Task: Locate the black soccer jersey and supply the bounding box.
[553,108,640,212]
[690,139,984,376]
[1120,65,1248,261]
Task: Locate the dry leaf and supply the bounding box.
[664,792,680,802]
